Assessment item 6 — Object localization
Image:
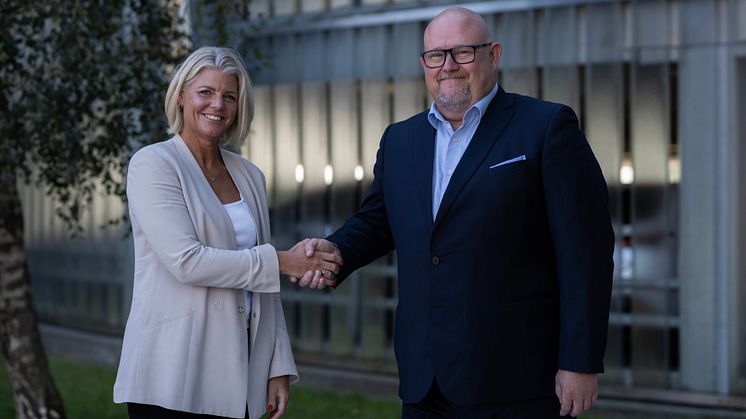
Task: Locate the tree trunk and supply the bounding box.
[0,174,66,419]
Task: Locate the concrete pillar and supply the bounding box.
[678,0,740,395]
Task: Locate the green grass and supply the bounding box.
[0,356,128,419]
[0,356,401,419]
[282,385,400,419]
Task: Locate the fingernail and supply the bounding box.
[268,404,273,412]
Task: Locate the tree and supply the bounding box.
[0,1,187,417]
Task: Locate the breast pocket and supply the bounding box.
[486,161,530,197]
[474,158,533,226]
[488,159,528,177]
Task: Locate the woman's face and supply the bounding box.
[179,68,239,143]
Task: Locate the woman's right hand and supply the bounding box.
[277,248,341,285]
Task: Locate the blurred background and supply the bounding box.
[3,0,746,418]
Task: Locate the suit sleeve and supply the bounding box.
[268,293,299,383]
[541,105,615,373]
[126,148,280,292]
[327,127,396,284]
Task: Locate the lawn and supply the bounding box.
[0,357,401,419]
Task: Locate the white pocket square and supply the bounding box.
[489,155,526,169]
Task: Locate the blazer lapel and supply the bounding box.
[412,115,437,227]
[433,88,515,231]
[172,134,237,249]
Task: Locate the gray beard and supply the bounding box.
[435,86,471,116]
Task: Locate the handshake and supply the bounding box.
[277,238,342,289]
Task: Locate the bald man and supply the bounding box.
[294,7,614,418]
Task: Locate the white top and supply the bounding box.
[223,197,258,325]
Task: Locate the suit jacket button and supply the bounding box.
[432,256,440,266]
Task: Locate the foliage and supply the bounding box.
[0,356,403,419]
[188,0,270,76]
[0,0,188,232]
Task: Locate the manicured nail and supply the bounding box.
[268,404,273,412]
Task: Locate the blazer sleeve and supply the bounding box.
[327,127,396,284]
[268,293,299,383]
[541,105,615,373]
[126,148,280,292]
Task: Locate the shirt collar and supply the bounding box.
[427,83,500,129]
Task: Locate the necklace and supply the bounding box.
[201,163,221,183]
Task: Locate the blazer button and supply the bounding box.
[432,256,440,266]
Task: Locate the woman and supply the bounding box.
[113,46,340,419]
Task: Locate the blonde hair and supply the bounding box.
[165,46,253,149]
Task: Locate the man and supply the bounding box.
[295,7,614,418]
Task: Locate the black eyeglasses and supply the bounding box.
[420,43,492,68]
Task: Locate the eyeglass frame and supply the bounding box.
[420,43,493,68]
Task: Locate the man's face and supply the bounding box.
[420,13,501,119]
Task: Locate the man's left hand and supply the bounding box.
[555,369,598,417]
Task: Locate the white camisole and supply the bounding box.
[222,197,258,325]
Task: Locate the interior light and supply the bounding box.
[324,165,334,186]
[620,158,634,185]
[295,164,304,184]
[354,165,364,181]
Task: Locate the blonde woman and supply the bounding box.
[114,46,340,419]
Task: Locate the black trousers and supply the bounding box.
[402,380,563,419]
[127,403,249,419]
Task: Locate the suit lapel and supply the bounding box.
[412,115,437,228]
[433,88,515,231]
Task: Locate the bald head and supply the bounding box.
[424,7,492,48]
[420,7,501,126]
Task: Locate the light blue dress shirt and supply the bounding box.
[427,83,499,219]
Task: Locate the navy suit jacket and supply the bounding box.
[328,87,614,405]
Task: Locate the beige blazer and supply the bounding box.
[114,134,297,419]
